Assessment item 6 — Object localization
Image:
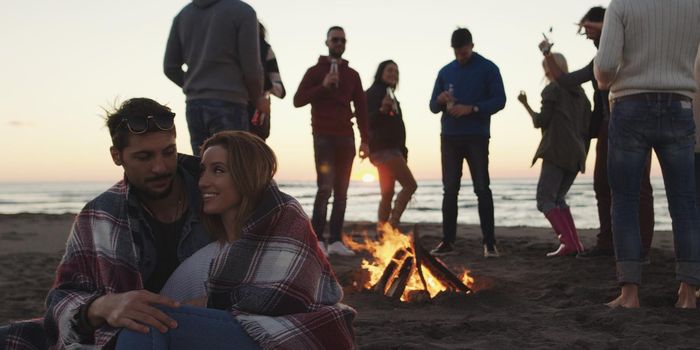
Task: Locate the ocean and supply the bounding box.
[0,178,673,231]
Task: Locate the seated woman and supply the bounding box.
[117,131,356,349]
[517,53,591,257]
[366,60,417,230]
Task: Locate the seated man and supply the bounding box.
[0,97,211,349]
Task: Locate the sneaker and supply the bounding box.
[318,241,328,258]
[483,244,500,258]
[576,245,614,260]
[430,242,457,256]
[327,241,356,257]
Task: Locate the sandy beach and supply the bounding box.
[2,213,700,349]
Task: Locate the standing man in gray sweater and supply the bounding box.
[164,0,268,155]
[595,0,700,309]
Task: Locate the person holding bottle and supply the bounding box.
[428,28,506,258]
[248,22,286,141]
[366,60,417,231]
[517,53,591,257]
[293,26,369,257]
[540,7,656,261]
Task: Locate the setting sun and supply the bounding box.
[361,173,376,183]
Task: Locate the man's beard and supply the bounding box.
[329,49,343,59]
[135,173,176,200]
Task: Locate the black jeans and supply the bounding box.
[311,135,356,243]
[441,135,495,246]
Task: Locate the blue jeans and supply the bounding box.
[441,135,495,247]
[115,305,259,350]
[186,99,249,155]
[311,134,356,243]
[695,153,700,215]
[0,325,8,350]
[536,160,578,213]
[608,94,700,285]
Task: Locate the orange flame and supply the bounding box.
[343,223,474,301]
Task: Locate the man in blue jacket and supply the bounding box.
[429,28,506,258]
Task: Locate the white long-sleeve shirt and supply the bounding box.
[594,0,700,99]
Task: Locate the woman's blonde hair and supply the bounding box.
[200,131,277,241]
[543,52,569,77]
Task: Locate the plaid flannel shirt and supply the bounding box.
[4,155,210,350]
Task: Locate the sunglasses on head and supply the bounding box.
[330,37,346,44]
[119,112,176,134]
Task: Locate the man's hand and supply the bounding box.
[87,290,180,334]
[447,104,474,118]
[358,142,369,159]
[436,91,453,106]
[322,72,339,89]
[255,96,271,115]
[379,93,394,114]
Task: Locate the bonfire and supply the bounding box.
[344,223,474,302]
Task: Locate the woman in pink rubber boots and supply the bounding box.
[517,52,591,257]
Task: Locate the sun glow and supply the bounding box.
[361,173,376,183]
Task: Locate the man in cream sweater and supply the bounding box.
[594,0,700,309]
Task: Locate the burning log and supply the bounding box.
[365,224,472,301]
[410,225,430,294]
[415,243,471,294]
[385,257,414,300]
[372,248,407,294]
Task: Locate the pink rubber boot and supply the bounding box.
[544,207,578,257]
[560,207,584,252]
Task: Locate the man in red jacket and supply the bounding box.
[294,26,369,257]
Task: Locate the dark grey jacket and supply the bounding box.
[531,82,591,173]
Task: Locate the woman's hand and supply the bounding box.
[517,91,528,105]
[379,93,394,114]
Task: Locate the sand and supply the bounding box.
[2,213,700,349]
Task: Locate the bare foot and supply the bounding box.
[676,282,697,309]
[606,284,640,308]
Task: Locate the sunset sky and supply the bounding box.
[1,0,650,183]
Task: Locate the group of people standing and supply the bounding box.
[518,1,700,309]
[163,0,509,262]
[1,0,700,349]
[294,21,513,259]
[292,26,506,260]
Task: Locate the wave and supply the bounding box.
[0,179,673,230]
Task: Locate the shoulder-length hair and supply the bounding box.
[373,59,398,86]
[200,131,277,241]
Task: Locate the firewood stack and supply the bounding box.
[371,225,471,301]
